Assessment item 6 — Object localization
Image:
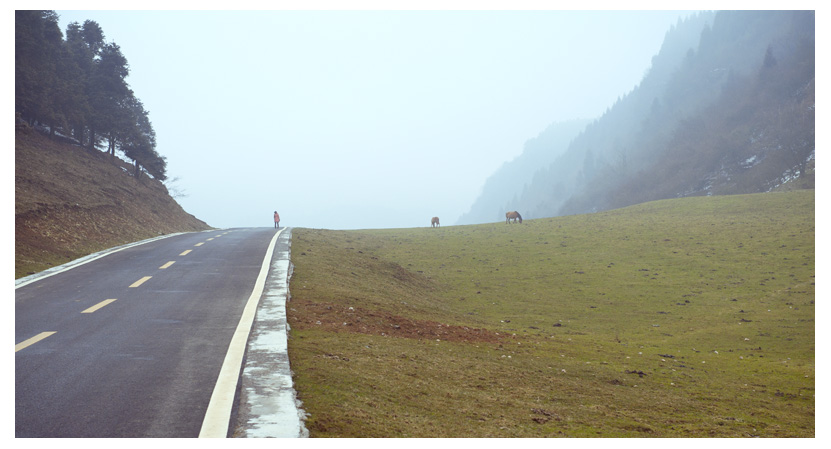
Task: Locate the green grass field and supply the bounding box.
[286,190,814,437]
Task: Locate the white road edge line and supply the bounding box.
[199,228,284,438]
[14,231,217,289]
[238,227,308,437]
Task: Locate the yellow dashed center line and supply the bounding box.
[18,234,221,355]
[16,332,56,352]
[18,233,223,355]
[129,276,152,288]
[82,299,117,314]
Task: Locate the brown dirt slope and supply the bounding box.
[15,128,212,278]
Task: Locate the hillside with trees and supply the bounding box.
[15,10,210,278]
[16,10,166,179]
[467,10,814,222]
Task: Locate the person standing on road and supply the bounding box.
[274,211,280,229]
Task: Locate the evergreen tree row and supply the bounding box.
[16,10,166,181]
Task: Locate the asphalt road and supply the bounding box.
[15,227,289,438]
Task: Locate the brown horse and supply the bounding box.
[505,211,523,224]
[431,217,440,228]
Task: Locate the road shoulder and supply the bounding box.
[234,228,308,438]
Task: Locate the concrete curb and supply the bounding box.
[236,228,309,438]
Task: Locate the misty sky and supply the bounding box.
[53,7,699,230]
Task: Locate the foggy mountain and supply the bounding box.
[456,119,589,225]
[463,10,814,223]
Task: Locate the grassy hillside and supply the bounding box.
[15,129,211,278]
[287,190,814,437]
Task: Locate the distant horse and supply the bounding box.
[431,217,440,228]
[505,211,523,224]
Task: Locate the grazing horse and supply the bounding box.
[505,211,523,224]
[431,216,440,228]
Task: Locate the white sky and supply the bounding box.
[48,4,701,230]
